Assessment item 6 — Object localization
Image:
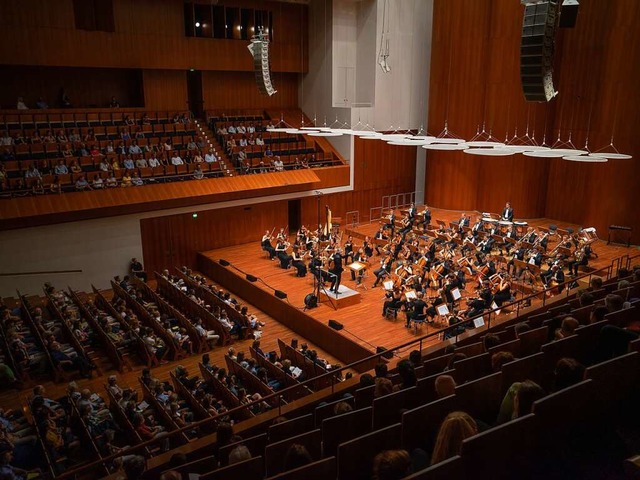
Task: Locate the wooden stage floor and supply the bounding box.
[201,207,635,357]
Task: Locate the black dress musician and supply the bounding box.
[382,288,403,317]
[261,230,276,259]
[363,236,374,258]
[343,235,354,263]
[329,249,344,293]
[501,202,514,222]
[275,240,293,269]
[291,247,307,277]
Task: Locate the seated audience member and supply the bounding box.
[228,445,252,465]
[36,97,48,109]
[171,153,184,165]
[491,351,515,372]
[283,443,312,471]
[54,160,68,175]
[148,155,161,168]
[589,305,608,325]
[69,160,82,174]
[131,172,143,186]
[135,157,148,168]
[109,96,120,108]
[92,174,103,189]
[123,155,135,170]
[49,175,62,194]
[273,156,284,172]
[75,175,91,191]
[604,294,625,313]
[434,374,456,398]
[106,172,118,188]
[130,258,147,282]
[512,380,545,418]
[193,165,204,180]
[431,411,477,465]
[553,358,585,391]
[554,316,579,340]
[373,449,412,480]
[204,149,217,163]
[16,97,28,110]
[121,171,132,187]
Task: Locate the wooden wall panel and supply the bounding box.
[0,0,307,73]
[142,70,188,111]
[202,71,299,111]
[0,66,143,109]
[141,202,289,276]
[425,0,640,240]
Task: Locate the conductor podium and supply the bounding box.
[320,284,361,309]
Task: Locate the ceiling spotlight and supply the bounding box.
[195,22,201,27]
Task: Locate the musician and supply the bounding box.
[493,274,512,307]
[501,202,514,222]
[382,287,403,318]
[507,247,526,276]
[261,230,276,259]
[523,227,538,245]
[545,264,565,293]
[343,235,354,263]
[471,219,483,237]
[291,246,307,277]
[329,248,344,293]
[479,235,494,254]
[503,225,519,254]
[372,255,392,288]
[350,247,368,283]
[567,244,591,276]
[408,202,417,221]
[421,205,432,229]
[458,213,470,229]
[384,209,396,233]
[363,236,374,258]
[528,247,544,267]
[310,251,331,283]
[275,239,292,269]
[399,214,413,236]
[373,229,388,256]
[276,228,286,242]
[405,291,427,328]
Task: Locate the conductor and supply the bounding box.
[329,248,344,294]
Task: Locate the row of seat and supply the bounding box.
[1,110,191,129]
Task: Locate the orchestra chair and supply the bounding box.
[385,306,399,320]
[413,313,427,333]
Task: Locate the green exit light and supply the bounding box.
[192,213,198,219]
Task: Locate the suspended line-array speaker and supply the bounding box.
[247,31,277,97]
[520,1,559,102]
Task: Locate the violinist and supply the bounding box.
[470,219,483,237]
[291,246,308,277]
[408,202,417,221]
[405,291,427,328]
[493,274,512,307]
[439,273,458,305]
[421,205,432,229]
[329,247,344,293]
[363,236,374,258]
[373,254,393,288]
[261,230,276,260]
[507,246,526,276]
[458,212,470,230]
[276,227,287,242]
[374,228,388,256]
[343,235,354,263]
[399,214,413,236]
[275,239,292,269]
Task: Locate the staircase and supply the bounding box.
[192,118,234,177]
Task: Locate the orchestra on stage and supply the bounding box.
[259,203,599,332]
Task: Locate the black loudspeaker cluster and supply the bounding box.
[520,1,559,102]
[328,319,343,331]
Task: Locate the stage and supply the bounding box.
[198,208,633,363]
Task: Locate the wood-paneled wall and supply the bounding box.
[141,202,289,277]
[0,0,307,73]
[202,71,299,111]
[0,66,143,109]
[425,0,640,241]
[142,70,188,112]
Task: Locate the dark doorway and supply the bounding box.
[288,199,301,232]
[187,70,203,117]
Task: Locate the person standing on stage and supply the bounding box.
[329,248,344,293]
[422,205,432,229]
[501,202,514,222]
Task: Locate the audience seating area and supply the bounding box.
[0,110,225,196]
[207,113,341,174]
[3,263,640,480]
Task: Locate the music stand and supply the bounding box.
[348,261,368,290]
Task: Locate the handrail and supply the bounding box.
[54,256,621,479]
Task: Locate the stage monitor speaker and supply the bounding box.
[328,319,344,331]
[304,294,318,309]
[520,1,559,102]
[559,0,579,28]
[274,290,287,299]
[245,274,258,283]
[219,259,230,267]
[376,346,394,359]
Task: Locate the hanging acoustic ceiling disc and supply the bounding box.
[266,127,292,132]
[353,131,383,137]
[307,131,343,137]
[465,141,506,148]
[463,148,515,156]
[404,135,437,141]
[300,126,326,130]
[523,149,585,158]
[591,152,633,160]
[330,128,355,134]
[432,138,466,144]
[387,140,422,146]
[379,134,409,140]
[422,143,469,150]
[563,155,608,163]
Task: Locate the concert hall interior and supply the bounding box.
[0,1,639,479]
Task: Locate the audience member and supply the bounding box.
[372,449,412,480]
[434,374,456,398]
[431,411,477,465]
